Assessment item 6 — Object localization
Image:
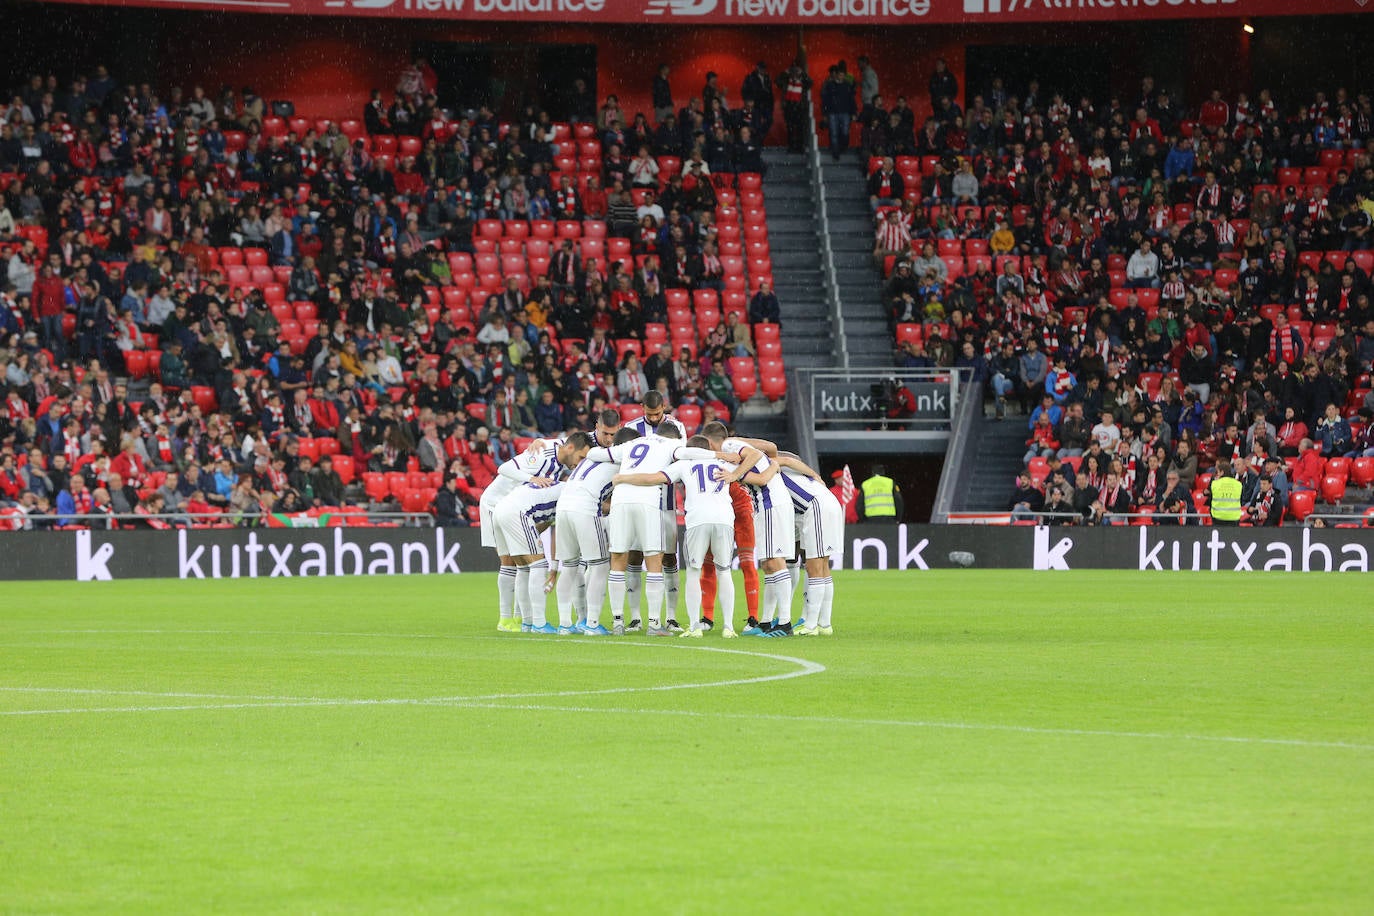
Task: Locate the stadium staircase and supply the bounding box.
[759,148,838,374]
[818,157,891,367]
[956,412,1031,512]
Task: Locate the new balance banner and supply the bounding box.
[31,0,1365,24]
[0,524,1370,581]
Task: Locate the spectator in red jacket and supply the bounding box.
[31,263,66,361]
[68,129,97,174]
[1290,439,1325,492]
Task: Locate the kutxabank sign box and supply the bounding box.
[1,525,1371,581]
[32,0,1364,24]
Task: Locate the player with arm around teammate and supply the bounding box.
[622,390,689,631]
[582,423,742,636]
[776,453,843,636]
[485,438,565,632]
[698,421,796,636]
[492,450,575,634]
[555,426,627,635]
[615,435,745,637]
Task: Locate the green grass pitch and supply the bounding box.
[1,571,1371,913]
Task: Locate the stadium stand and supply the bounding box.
[860,69,1374,526]
[0,67,785,529]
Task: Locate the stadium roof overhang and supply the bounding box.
[27,0,1366,25]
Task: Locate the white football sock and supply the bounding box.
[555,560,580,628]
[514,565,531,624]
[715,563,735,632]
[662,555,679,620]
[625,563,644,622]
[769,570,794,625]
[803,576,824,627]
[497,565,517,620]
[644,572,665,627]
[585,561,610,627]
[819,576,834,628]
[574,561,588,625]
[684,568,702,631]
[786,559,801,592]
[607,570,626,622]
[526,560,549,626]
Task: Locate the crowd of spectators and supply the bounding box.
[857,64,1374,525]
[0,58,792,529]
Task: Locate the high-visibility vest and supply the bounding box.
[861,475,897,517]
[1209,476,1243,521]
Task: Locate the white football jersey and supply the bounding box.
[662,458,736,527]
[780,467,828,513]
[484,438,565,502]
[559,454,619,515]
[589,435,715,507]
[721,437,788,513]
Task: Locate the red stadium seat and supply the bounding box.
[1350,457,1374,487]
[1320,475,1346,505]
[330,454,354,485]
[1287,490,1315,522]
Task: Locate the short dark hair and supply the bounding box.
[655,422,681,439]
[613,428,640,445]
[565,431,593,450]
[598,408,621,429]
[686,435,712,449]
[701,420,729,442]
[642,390,666,410]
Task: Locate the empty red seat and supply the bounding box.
[330,454,354,485]
[1350,457,1374,487]
[1320,475,1346,505]
[1288,490,1315,522]
[760,373,786,401]
[124,350,148,380]
[732,367,758,401]
[362,473,389,501]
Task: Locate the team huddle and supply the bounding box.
[478,392,842,638]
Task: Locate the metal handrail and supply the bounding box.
[804,89,848,369]
[930,380,984,524]
[1004,509,1372,526]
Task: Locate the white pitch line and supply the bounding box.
[6,629,1368,752]
[0,641,824,717]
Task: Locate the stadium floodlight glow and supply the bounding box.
[1243,22,1254,33]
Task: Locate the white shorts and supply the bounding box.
[797,499,843,560]
[493,504,544,558]
[754,503,793,561]
[661,509,679,553]
[609,502,664,555]
[479,486,505,549]
[555,509,609,565]
[683,523,734,569]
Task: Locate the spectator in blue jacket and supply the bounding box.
[1315,403,1355,456]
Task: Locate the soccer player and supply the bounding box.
[699,421,795,637]
[582,424,737,636]
[777,454,843,636]
[613,435,759,637]
[698,478,758,632]
[482,437,565,632]
[622,391,688,630]
[543,410,624,633]
[491,437,581,634]
[554,429,625,635]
